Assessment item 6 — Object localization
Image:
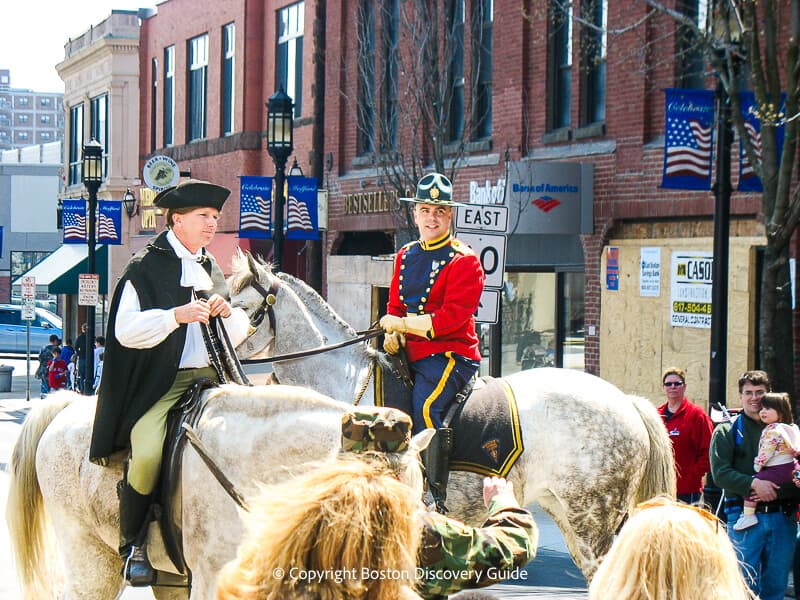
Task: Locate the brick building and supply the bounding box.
[0,69,64,151]
[131,1,797,405]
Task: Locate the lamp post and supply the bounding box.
[266,89,294,272]
[82,139,103,395]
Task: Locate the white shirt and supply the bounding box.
[114,231,250,368]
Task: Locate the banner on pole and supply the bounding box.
[239,176,273,239]
[662,88,715,191]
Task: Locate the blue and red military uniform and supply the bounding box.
[387,231,484,432]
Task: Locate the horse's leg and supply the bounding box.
[57,532,124,600]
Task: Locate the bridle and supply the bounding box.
[243,273,383,404]
[246,276,280,336]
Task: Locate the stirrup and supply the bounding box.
[123,545,157,587]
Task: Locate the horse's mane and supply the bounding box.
[277,271,358,336]
[229,250,357,337]
[205,384,351,418]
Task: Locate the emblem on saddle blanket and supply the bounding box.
[375,366,524,477]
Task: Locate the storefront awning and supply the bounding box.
[12,244,109,295]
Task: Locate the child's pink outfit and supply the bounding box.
[733,422,800,531]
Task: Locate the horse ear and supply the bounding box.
[409,428,436,453]
[246,251,260,276]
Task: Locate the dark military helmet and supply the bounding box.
[341,407,412,453]
[400,172,463,206]
[153,179,231,210]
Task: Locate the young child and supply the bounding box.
[733,392,800,531]
[47,346,68,392]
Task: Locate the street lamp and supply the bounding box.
[266,89,294,272]
[82,138,103,394]
[122,187,137,217]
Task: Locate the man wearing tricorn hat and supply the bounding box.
[89,179,250,585]
[380,172,485,510]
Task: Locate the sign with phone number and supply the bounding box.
[670,251,713,329]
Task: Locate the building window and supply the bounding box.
[471,0,493,140]
[90,93,108,177]
[548,0,572,131]
[18,114,29,123]
[676,0,707,88]
[68,103,83,185]
[277,2,304,118]
[447,0,465,143]
[222,22,235,135]
[41,132,51,139]
[380,0,398,150]
[357,0,375,155]
[580,0,606,126]
[40,97,52,106]
[188,33,209,141]
[18,132,28,140]
[164,45,175,146]
[40,114,51,124]
[151,58,158,152]
[18,97,29,106]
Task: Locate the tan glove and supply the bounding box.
[380,314,434,339]
[380,314,407,334]
[383,331,405,354]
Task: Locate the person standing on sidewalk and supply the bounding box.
[709,370,800,600]
[657,367,713,504]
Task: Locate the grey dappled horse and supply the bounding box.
[228,250,676,578]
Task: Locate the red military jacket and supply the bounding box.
[387,233,484,363]
[658,397,714,495]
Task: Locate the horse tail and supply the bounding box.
[6,394,73,599]
[629,394,676,503]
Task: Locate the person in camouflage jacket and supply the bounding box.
[342,408,538,599]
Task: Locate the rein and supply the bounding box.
[240,327,383,364]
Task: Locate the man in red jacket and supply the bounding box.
[658,367,714,504]
[380,172,485,510]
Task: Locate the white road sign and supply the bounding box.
[456,231,507,290]
[456,204,509,233]
[475,289,500,324]
[21,275,36,299]
[22,297,35,321]
[78,273,100,306]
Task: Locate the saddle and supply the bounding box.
[126,377,218,585]
[375,353,524,477]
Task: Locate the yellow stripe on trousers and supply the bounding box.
[422,351,456,429]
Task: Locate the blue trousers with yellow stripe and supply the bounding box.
[409,351,479,434]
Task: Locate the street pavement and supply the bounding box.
[0,354,585,598]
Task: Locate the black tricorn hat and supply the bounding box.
[153,179,231,210]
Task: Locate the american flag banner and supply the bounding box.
[286,176,319,241]
[63,199,87,244]
[97,201,122,245]
[738,91,785,193]
[239,176,273,239]
[662,88,715,190]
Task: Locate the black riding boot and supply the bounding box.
[423,428,453,513]
[118,479,157,587]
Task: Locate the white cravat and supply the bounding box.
[167,230,213,291]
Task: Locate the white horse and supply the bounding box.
[6,385,370,599]
[229,251,677,577]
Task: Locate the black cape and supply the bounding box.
[89,231,228,464]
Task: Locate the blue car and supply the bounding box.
[0,304,63,354]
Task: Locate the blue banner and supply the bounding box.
[63,199,87,244]
[738,91,785,193]
[97,200,122,245]
[0,225,3,258]
[239,176,273,239]
[286,176,319,240]
[662,89,715,190]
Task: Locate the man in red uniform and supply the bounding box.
[658,366,714,504]
[380,172,485,509]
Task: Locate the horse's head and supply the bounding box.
[229,248,279,359]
